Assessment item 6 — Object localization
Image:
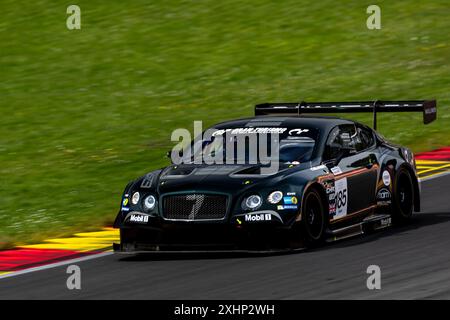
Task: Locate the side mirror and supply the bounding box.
[341,146,357,157]
[335,146,356,164]
[324,146,356,167]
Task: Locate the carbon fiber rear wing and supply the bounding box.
[255,100,437,130]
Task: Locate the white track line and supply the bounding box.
[0,172,448,280]
[0,251,114,280]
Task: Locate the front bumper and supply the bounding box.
[114,210,294,252]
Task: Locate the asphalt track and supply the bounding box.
[0,174,449,299]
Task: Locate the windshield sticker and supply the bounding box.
[212,127,288,136]
[288,128,310,135]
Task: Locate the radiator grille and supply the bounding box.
[162,194,228,220]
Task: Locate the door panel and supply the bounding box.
[336,152,378,213]
[324,125,379,222]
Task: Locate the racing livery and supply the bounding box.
[113,100,437,252]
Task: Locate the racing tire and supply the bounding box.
[392,168,414,225]
[300,188,326,247]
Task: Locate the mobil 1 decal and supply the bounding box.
[334,178,348,219]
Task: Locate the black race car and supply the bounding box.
[113,100,437,252]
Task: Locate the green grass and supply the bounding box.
[0,0,449,248]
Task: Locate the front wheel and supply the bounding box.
[392,168,414,224]
[300,188,326,246]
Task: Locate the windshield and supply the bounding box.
[278,138,315,162]
[187,127,318,164]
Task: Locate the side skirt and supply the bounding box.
[325,214,392,242]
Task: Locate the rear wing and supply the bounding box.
[255,100,437,130]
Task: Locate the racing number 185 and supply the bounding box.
[337,188,347,208]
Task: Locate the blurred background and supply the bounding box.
[0,0,448,248]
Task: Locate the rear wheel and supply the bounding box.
[300,188,326,246]
[392,168,414,224]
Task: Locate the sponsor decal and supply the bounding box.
[329,203,336,215]
[334,178,348,219]
[325,184,335,195]
[377,188,391,201]
[283,196,298,205]
[245,213,272,222]
[286,192,296,196]
[129,214,149,223]
[122,198,129,206]
[382,170,391,186]
[425,107,437,115]
[323,180,334,192]
[323,180,337,216]
[288,128,310,135]
[212,127,288,136]
[331,166,343,175]
[121,207,130,212]
[277,204,298,210]
[380,217,392,226]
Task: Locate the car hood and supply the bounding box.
[153,162,310,196]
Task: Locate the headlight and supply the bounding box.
[268,191,283,204]
[131,192,140,205]
[243,195,262,210]
[143,195,156,211]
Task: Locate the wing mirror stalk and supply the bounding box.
[324,147,357,168]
